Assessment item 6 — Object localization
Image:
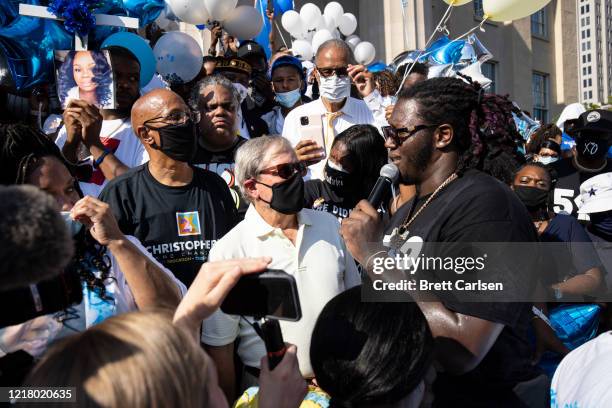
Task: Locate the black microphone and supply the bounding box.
[367,163,400,208]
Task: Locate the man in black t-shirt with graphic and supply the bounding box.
[550,109,612,221]
[100,89,238,286]
[341,78,544,407]
[190,75,249,219]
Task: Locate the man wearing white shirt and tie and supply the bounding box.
[282,39,376,180]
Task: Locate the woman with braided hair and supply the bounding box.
[341,78,548,406]
[0,123,185,352]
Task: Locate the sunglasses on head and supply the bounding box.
[382,124,438,147]
[259,162,307,179]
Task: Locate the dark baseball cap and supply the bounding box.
[565,109,612,136]
[237,40,266,60]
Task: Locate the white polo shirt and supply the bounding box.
[282,97,375,180]
[202,205,361,377]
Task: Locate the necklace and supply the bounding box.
[388,173,458,250]
[573,156,607,173]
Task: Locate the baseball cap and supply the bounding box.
[577,172,612,214]
[269,56,304,79]
[237,40,266,60]
[214,57,252,76]
[565,109,612,136]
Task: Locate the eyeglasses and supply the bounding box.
[259,162,307,179]
[316,66,349,78]
[144,110,201,127]
[382,124,438,147]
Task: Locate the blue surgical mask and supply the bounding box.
[537,156,559,166]
[60,211,83,236]
[275,88,301,108]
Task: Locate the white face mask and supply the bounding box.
[537,156,559,166]
[232,82,248,104]
[318,74,351,103]
[61,211,83,236]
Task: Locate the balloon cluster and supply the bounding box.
[393,33,494,89]
[157,0,263,41]
[444,0,552,22]
[282,2,376,65]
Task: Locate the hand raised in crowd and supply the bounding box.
[210,23,222,47]
[347,64,375,98]
[173,257,272,335]
[258,344,308,408]
[295,139,325,167]
[252,72,276,103]
[64,100,103,149]
[70,196,124,246]
[266,8,274,21]
[340,200,384,265]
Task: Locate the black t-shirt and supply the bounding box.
[550,157,612,219]
[193,137,249,220]
[540,214,603,286]
[99,164,238,286]
[304,180,359,221]
[384,170,540,407]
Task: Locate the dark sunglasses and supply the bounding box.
[259,162,307,179]
[382,124,438,146]
[316,66,349,78]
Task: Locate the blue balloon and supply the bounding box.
[430,39,465,65]
[424,35,450,56]
[274,0,294,14]
[367,61,387,73]
[0,0,72,90]
[102,32,156,87]
[561,132,576,151]
[122,0,165,27]
[196,24,206,30]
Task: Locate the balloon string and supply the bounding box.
[395,2,454,95]
[275,20,289,50]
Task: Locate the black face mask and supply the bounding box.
[576,135,611,160]
[514,186,549,210]
[151,120,197,162]
[324,161,356,194]
[256,172,304,215]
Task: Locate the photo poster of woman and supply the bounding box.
[54,50,115,110]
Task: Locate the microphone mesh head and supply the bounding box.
[380,163,399,183]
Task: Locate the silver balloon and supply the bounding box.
[427,63,454,79]
[389,50,425,74]
[468,34,493,63]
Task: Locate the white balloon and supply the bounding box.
[354,41,375,65]
[167,0,210,25]
[332,29,341,39]
[323,2,344,27]
[153,32,203,84]
[204,0,237,21]
[292,40,314,61]
[311,29,334,53]
[316,15,335,32]
[345,35,360,50]
[483,0,551,22]
[281,10,303,37]
[337,13,357,36]
[223,6,263,40]
[458,61,492,88]
[300,3,322,30]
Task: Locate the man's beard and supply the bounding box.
[400,133,435,185]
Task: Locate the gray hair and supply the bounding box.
[0,185,74,290]
[235,135,296,202]
[188,74,240,112]
[315,39,356,65]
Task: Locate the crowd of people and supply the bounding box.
[2,23,612,408]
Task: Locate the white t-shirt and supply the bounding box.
[202,206,361,377]
[0,235,186,358]
[282,97,375,180]
[551,331,612,406]
[55,118,149,198]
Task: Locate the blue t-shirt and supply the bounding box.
[540,214,603,284]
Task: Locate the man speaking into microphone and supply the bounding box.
[340,78,546,407]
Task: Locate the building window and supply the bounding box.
[531,8,547,38]
[589,90,593,99]
[533,72,549,123]
[481,61,497,94]
[474,0,484,17]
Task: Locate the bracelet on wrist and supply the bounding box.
[94,148,112,169]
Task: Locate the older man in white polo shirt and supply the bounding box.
[282,39,376,180]
[202,136,360,400]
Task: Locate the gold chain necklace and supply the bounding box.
[389,173,458,250]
